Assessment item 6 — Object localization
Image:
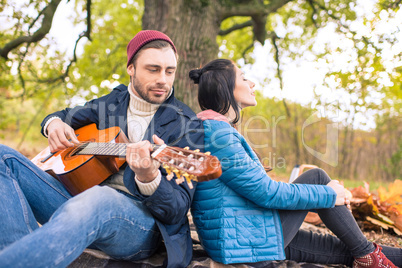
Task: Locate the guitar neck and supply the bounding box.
[75,142,222,183]
[76,142,163,157]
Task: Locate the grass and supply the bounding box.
[270,167,392,193]
[341,179,389,192]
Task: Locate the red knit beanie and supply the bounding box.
[126,30,177,67]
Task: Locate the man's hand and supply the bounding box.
[126,135,165,183]
[327,180,351,209]
[47,119,80,153]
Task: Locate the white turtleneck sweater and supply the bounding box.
[102,83,173,195]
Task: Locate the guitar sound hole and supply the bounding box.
[70,146,84,157]
[68,138,96,158]
[65,147,82,159]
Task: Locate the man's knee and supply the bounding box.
[55,186,121,219]
[0,144,22,159]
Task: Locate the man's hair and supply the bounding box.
[129,40,178,68]
[189,59,240,124]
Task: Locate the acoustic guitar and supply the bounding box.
[31,123,222,195]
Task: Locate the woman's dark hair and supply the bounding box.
[189,59,240,124]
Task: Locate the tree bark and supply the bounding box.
[143,0,221,110]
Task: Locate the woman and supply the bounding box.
[189,59,401,267]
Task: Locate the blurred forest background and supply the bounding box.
[0,0,401,184]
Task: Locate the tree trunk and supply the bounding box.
[143,0,221,111]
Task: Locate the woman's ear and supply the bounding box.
[127,64,134,76]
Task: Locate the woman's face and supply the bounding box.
[233,65,256,109]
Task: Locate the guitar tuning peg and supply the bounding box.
[183,173,194,189]
[193,149,200,153]
[166,172,174,181]
[190,175,198,182]
[163,165,174,178]
[187,180,194,189]
[205,152,211,155]
[173,168,181,177]
[175,176,185,185]
[183,146,189,150]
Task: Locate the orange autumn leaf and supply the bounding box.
[366,195,380,215]
[377,180,402,205]
[351,183,370,204]
[390,213,402,233]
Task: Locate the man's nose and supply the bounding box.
[156,72,167,84]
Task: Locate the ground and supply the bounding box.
[68,215,401,268]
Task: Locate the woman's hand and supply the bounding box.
[126,135,165,183]
[327,180,351,209]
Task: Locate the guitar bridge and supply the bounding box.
[40,152,55,163]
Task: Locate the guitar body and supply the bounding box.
[31,124,128,196]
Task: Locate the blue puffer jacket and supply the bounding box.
[191,110,337,264]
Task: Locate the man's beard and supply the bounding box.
[131,75,170,104]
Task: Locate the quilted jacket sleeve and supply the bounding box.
[205,120,337,210]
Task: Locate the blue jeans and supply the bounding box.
[0,144,161,268]
[279,168,402,266]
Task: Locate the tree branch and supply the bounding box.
[0,0,63,59]
[242,43,254,63]
[38,31,88,84]
[251,13,268,44]
[16,42,35,101]
[7,31,89,100]
[6,0,92,100]
[271,33,291,118]
[85,0,92,41]
[307,0,319,28]
[382,0,402,9]
[218,20,253,35]
[219,0,294,21]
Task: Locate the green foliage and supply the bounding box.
[70,0,143,100]
[387,140,402,180]
[0,0,143,149]
[218,17,254,62]
[0,0,400,182]
[240,91,401,181]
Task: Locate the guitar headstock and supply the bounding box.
[151,145,222,188]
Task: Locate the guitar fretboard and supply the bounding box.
[76,143,163,158]
[77,143,127,157]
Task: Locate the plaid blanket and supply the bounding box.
[69,220,347,268]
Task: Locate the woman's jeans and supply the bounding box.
[279,168,402,266]
[0,144,161,268]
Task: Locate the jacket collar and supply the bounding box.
[143,87,182,140]
[197,109,230,124]
[113,84,180,139]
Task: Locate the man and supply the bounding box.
[0,30,204,268]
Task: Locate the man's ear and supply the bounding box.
[127,64,135,76]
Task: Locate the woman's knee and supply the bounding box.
[293,168,331,185]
